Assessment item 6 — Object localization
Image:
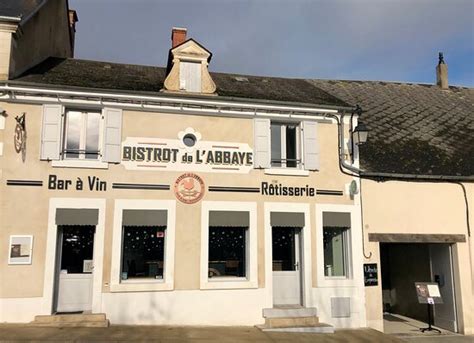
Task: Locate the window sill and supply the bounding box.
[264,168,309,176]
[201,278,258,290]
[110,280,173,292]
[52,160,109,170]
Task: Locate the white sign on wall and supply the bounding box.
[121,128,254,173]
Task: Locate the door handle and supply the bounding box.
[294,262,299,270]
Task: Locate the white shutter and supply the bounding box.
[303,121,320,171]
[180,61,201,92]
[102,107,123,163]
[253,118,271,168]
[40,104,63,160]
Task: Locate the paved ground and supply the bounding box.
[0,325,404,343]
[383,313,473,343]
[1,324,472,342]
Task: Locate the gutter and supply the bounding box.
[0,16,21,23]
[0,83,350,117]
[1,80,354,111]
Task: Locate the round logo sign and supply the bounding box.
[174,173,205,204]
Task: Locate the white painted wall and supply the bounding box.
[101,289,266,325]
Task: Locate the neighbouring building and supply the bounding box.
[0,0,472,335]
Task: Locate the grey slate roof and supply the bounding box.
[310,79,474,177]
[12,57,474,177]
[0,0,44,20]
[15,57,350,107]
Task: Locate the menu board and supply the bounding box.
[415,282,443,304]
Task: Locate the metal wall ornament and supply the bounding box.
[14,112,27,161]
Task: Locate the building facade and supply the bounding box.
[0,1,473,335]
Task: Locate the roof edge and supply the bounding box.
[2,79,354,112]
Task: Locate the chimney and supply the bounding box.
[68,9,78,57]
[436,52,448,89]
[171,27,187,48]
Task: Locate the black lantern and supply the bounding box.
[352,122,369,145]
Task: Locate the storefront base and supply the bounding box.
[0,297,46,323]
[1,286,368,328]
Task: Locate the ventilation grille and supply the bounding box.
[331,297,351,318]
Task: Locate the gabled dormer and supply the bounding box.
[163,27,216,95]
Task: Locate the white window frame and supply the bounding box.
[51,108,108,169]
[110,199,176,292]
[62,110,101,160]
[200,201,258,290]
[316,204,361,288]
[322,224,351,278]
[270,121,302,169]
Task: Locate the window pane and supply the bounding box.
[121,226,165,280]
[272,227,296,271]
[85,112,100,160]
[208,227,246,278]
[323,227,347,277]
[60,225,95,273]
[286,125,297,168]
[65,111,82,159]
[271,123,282,167]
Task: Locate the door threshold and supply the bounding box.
[273,304,304,309]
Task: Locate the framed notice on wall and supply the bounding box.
[8,235,33,265]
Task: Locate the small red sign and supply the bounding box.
[174,173,205,204]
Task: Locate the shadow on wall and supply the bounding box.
[381,243,431,322]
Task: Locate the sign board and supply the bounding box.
[364,263,378,286]
[121,128,253,173]
[415,282,443,304]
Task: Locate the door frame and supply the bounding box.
[429,243,458,332]
[272,227,303,306]
[43,198,106,315]
[53,225,96,313]
[264,202,312,308]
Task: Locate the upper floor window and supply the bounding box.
[271,122,301,168]
[40,105,123,165]
[254,118,320,171]
[64,110,101,160]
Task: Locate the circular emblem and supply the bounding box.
[174,173,205,204]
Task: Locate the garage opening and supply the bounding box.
[380,243,458,333]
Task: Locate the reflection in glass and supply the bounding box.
[272,227,297,271]
[60,225,95,273]
[85,112,100,159]
[271,123,282,167]
[286,125,297,168]
[323,227,347,277]
[208,227,246,278]
[65,111,81,159]
[121,226,166,280]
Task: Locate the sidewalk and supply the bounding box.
[0,325,403,342]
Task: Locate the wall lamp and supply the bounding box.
[350,105,369,163]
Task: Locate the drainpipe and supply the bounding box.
[327,109,473,266]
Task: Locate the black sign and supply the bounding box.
[364,263,378,286]
[415,282,443,304]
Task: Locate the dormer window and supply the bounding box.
[164,28,216,95]
[179,61,201,92]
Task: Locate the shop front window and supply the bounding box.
[323,212,351,277]
[121,226,166,280]
[208,227,247,278]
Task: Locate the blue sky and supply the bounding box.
[69,0,474,87]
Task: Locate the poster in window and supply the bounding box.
[8,235,33,265]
